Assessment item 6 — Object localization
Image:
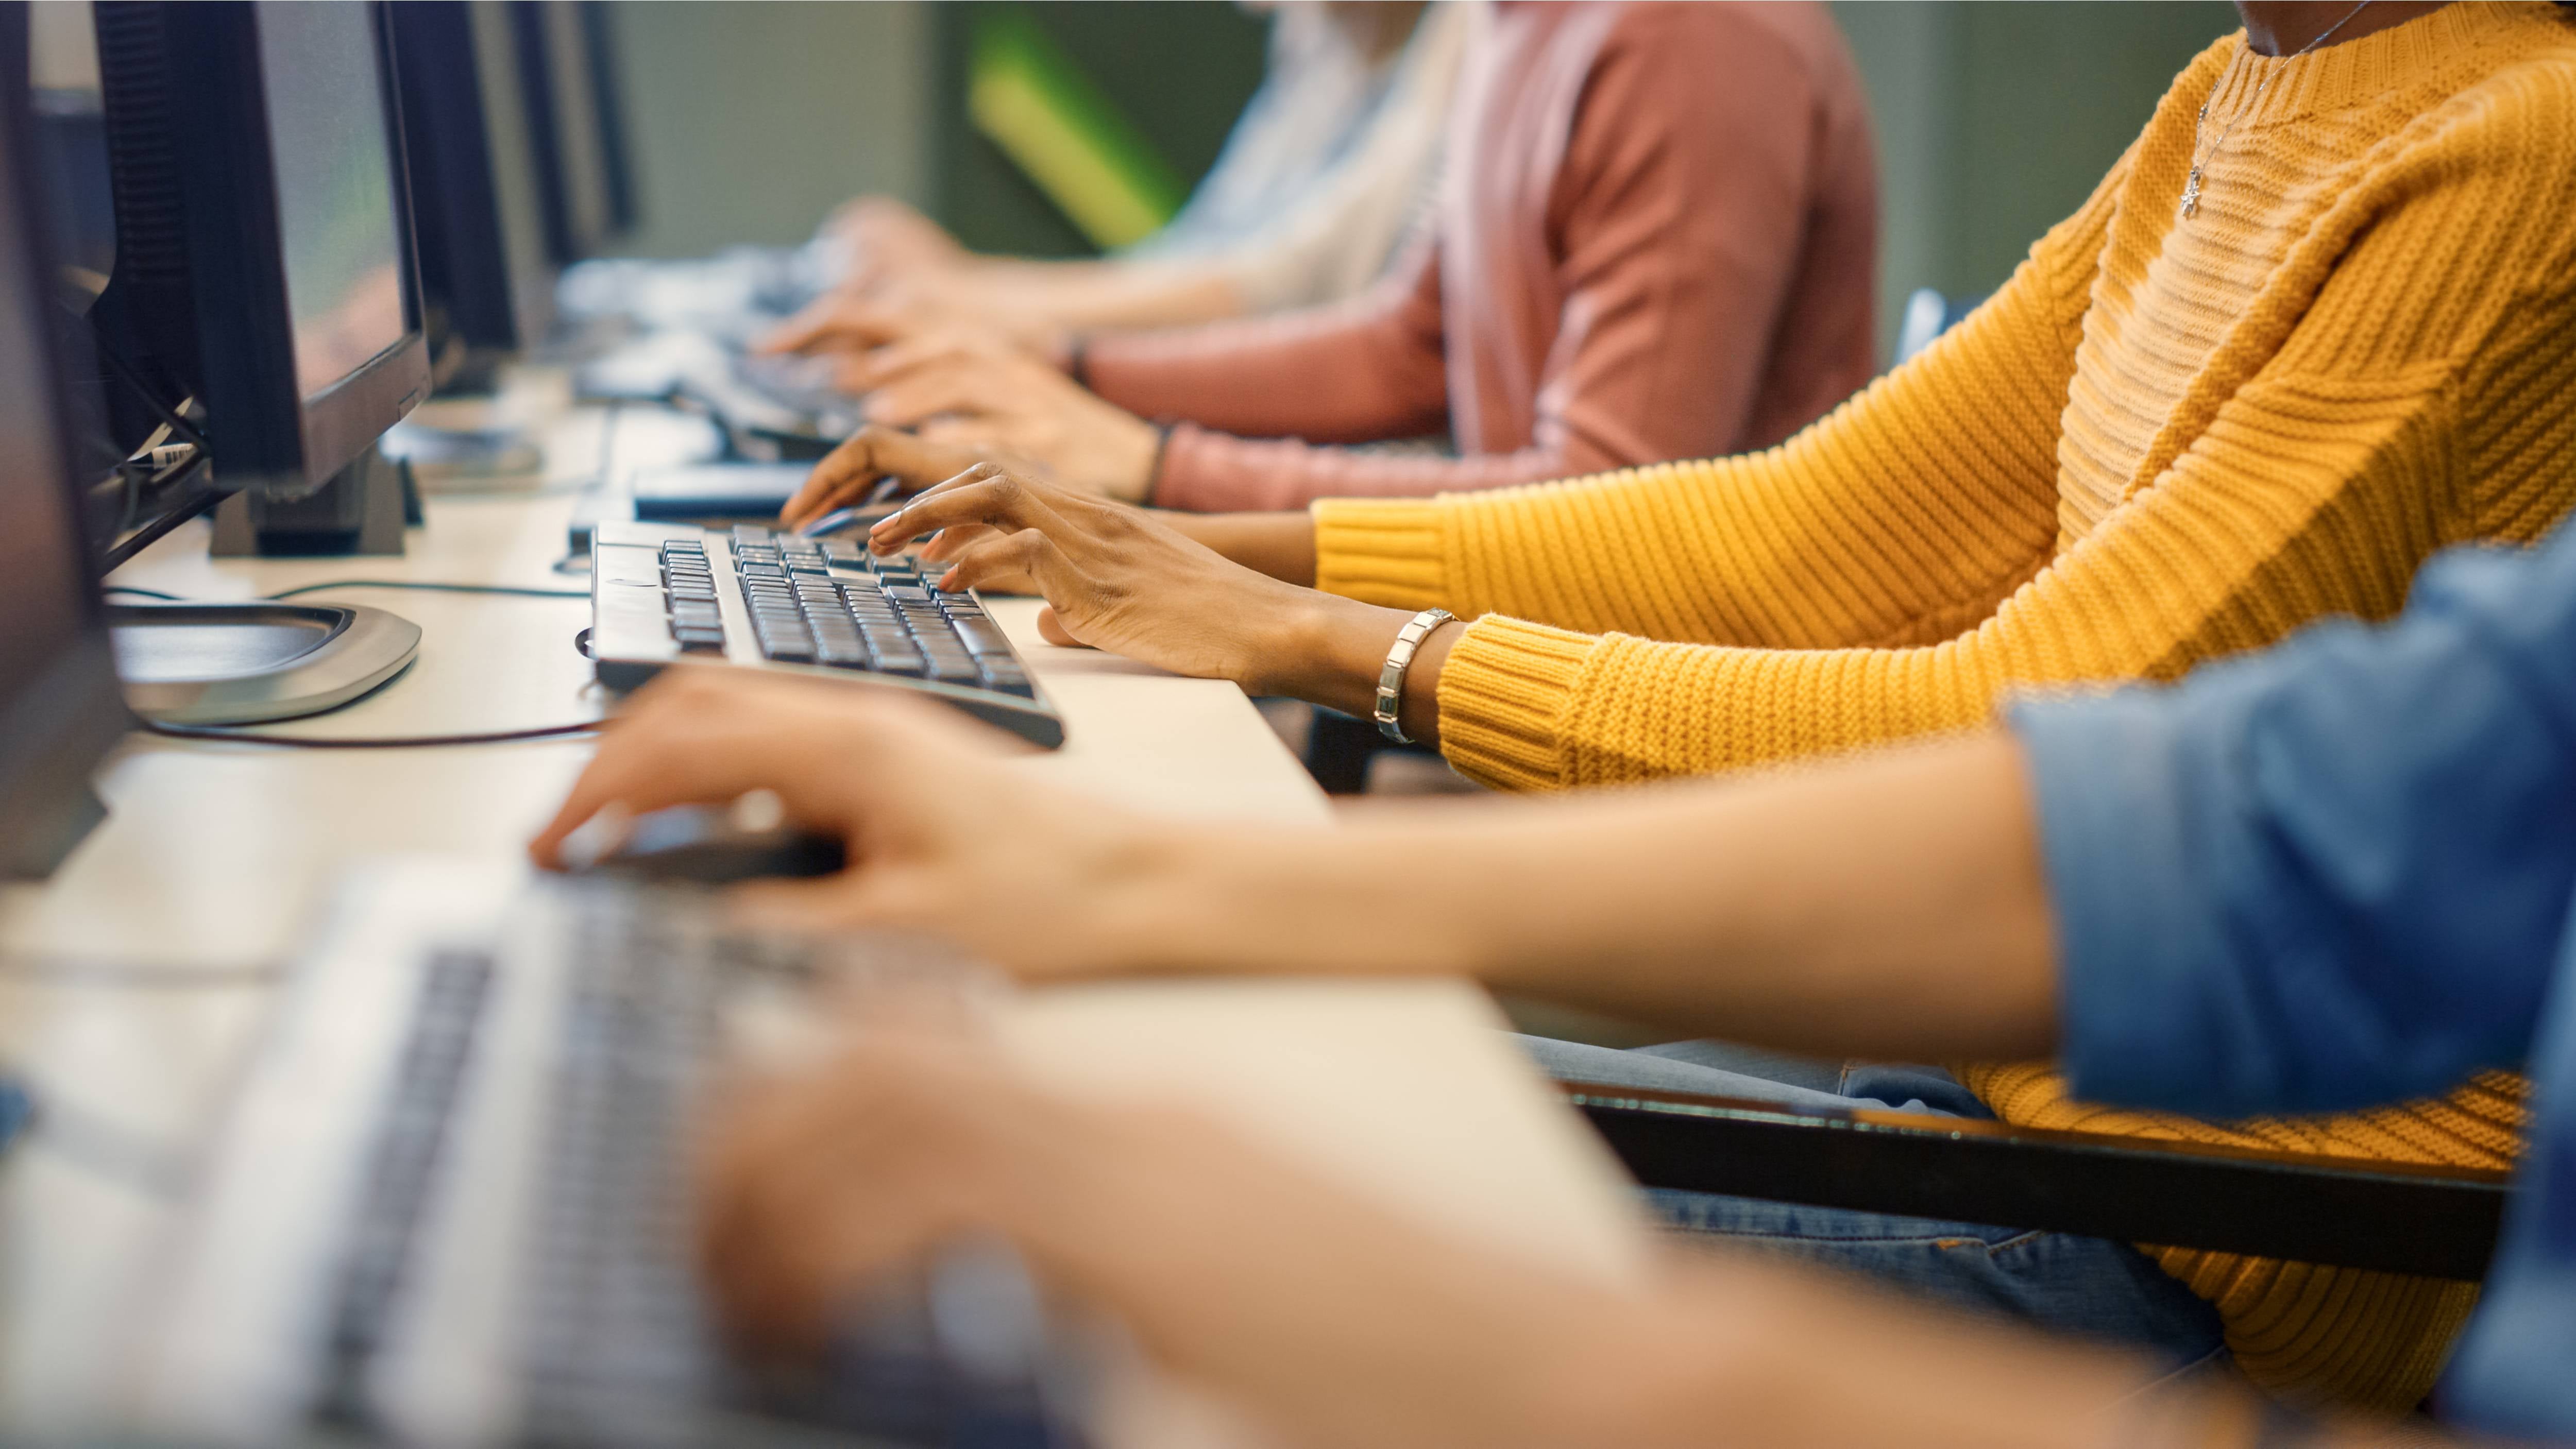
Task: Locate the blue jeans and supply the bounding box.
[1528,1036,2229,1372]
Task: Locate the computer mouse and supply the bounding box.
[581,802,847,885]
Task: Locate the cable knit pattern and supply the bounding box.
[1314,4,2576,1412]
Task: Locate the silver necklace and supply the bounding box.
[2179,0,2374,219]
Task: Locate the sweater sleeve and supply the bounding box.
[1083,240,1453,456]
[1089,3,1868,512]
[1346,118,2576,792]
[1434,346,2477,791]
[1309,160,2112,668]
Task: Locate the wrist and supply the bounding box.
[1099,414,1164,504]
[1248,589,1414,715]
[1070,821,1266,976]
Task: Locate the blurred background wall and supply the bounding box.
[602,0,2240,361]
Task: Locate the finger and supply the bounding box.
[913,519,1003,564]
[913,416,1014,455]
[936,529,1062,600]
[867,467,1070,554]
[860,362,1008,432]
[778,462,876,533]
[529,673,867,864]
[840,331,983,389]
[1035,606,1082,648]
[754,297,852,356]
[784,426,977,529]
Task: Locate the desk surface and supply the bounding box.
[0,399,1328,1426]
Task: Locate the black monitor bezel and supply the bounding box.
[0,0,134,879]
[162,0,430,495]
[511,0,632,266]
[392,0,556,362]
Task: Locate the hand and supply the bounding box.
[700,1022,1683,1449]
[848,332,1162,502]
[867,463,1401,700]
[823,196,967,291]
[757,291,1064,365]
[778,424,1041,532]
[698,1022,1076,1362]
[529,669,1185,974]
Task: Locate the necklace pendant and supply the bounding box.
[2178,167,2203,220]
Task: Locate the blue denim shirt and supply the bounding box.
[2009,528,2576,1441]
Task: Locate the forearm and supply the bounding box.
[991,1100,2196,1449]
[1603,1260,2207,1449]
[1154,509,1317,585]
[1014,260,1250,332]
[1107,730,2060,1062]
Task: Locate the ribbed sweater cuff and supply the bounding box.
[1311,499,1450,610]
[1435,616,1601,792]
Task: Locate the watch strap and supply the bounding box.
[1372,608,1455,744]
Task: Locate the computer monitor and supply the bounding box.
[513,0,638,266]
[88,0,430,544]
[392,0,555,388]
[0,5,129,879]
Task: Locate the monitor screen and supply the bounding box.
[256,1,408,399]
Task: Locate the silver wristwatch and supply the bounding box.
[1372,608,1455,744]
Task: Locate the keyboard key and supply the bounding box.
[950,616,1011,657]
[867,642,926,676]
[919,651,978,685]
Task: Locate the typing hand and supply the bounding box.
[528,670,1174,973]
[841,333,1162,502]
[869,464,1373,694]
[755,292,934,359]
[758,286,1064,369]
[822,196,968,293]
[700,1021,1670,1449]
[778,425,1020,532]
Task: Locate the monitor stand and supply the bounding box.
[211,444,422,557]
[117,443,426,724]
[109,601,421,725]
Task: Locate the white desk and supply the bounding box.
[0,402,1329,1424]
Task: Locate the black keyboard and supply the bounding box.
[591,521,1065,748]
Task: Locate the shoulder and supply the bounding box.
[1573,2,1856,123]
[2384,10,2576,169]
[1590,2,1838,81]
[2378,29,2576,276]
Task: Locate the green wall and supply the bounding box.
[602,0,1266,261]
[928,2,1271,258]
[602,1,933,259]
[1833,1,2240,356]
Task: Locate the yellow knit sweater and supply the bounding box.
[1313,3,2576,1412]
